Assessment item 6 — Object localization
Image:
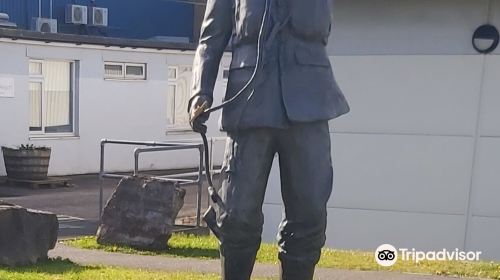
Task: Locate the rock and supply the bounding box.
[0,201,58,266]
[96,177,186,250]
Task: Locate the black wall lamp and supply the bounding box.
[472,24,499,54]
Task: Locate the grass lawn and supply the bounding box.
[65,234,500,280]
[0,258,229,280]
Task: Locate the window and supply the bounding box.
[223,68,230,80]
[104,63,123,78]
[167,66,191,131]
[222,67,229,93]
[104,62,146,80]
[29,60,76,136]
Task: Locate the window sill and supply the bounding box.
[29,135,80,141]
[104,78,147,82]
[165,128,196,136]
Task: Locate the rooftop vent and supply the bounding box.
[0,13,17,28]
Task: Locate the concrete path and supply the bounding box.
[49,243,484,280]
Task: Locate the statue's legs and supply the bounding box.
[276,121,333,280]
[212,121,332,280]
[216,128,276,280]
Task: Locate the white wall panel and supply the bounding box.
[325,208,465,251]
[264,133,473,215]
[466,216,500,260]
[491,0,500,56]
[263,156,281,204]
[329,133,473,214]
[261,204,465,252]
[479,56,500,136]
[262,203,284,243]
[330,0,489,55]
[330,55,483,136]
[470,137,500,217]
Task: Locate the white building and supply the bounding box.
[1,0,500,260]
[0,30,229,175]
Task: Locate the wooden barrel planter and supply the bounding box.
[1,146,51,181]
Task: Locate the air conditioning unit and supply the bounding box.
[90,7,108,27]
[66,4,88,25]
[31,18,57,33]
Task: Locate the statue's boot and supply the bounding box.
[220,248,258,280]
[204,207,260,280]
[279,258,316,280]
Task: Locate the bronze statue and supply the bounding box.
[189,0,350,279]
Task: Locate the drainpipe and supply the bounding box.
[38,0,42,18]
[50,0,53,19]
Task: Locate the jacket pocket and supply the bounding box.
[230,44,258,70]
[288,0,332,41]
[294,44,331,67]
[224,67,254,102]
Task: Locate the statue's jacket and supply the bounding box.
[191,0,351,131]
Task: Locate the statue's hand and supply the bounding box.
[189,95,211,134]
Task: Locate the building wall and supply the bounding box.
[0,40,229,176]
[193,2,206,43]
[0,0,194,40]
[263,0,500,260]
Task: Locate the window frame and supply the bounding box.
[104,62,147,81]
[103,62,124,79]
[125,63,147,80]
[28,80,43,134]
[28,59,77,138]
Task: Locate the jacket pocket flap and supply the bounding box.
[230,46,258,69]
[295,45,331,67]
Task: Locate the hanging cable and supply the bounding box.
[193,0,272,210]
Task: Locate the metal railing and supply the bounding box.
[98,139,211,230]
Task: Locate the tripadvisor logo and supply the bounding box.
[375,244,482,267]
[375,244,398,267]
